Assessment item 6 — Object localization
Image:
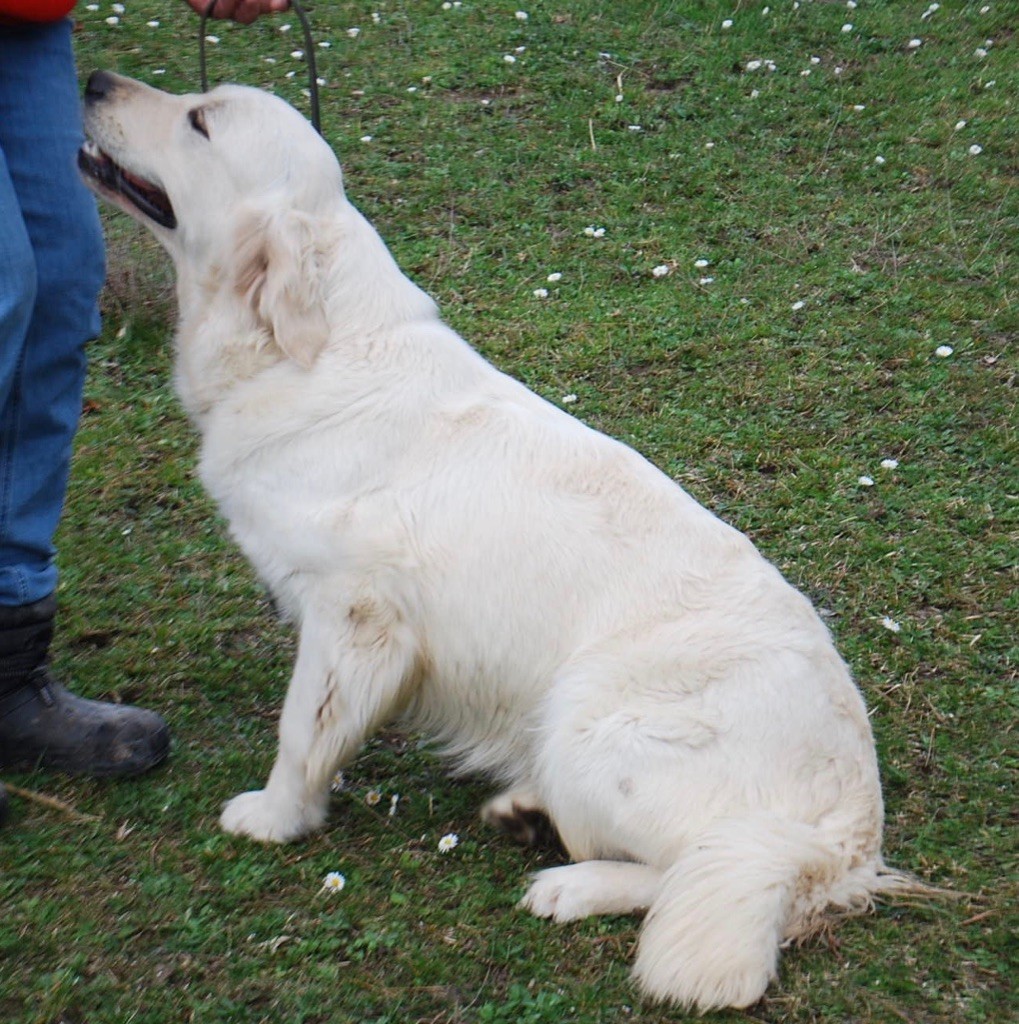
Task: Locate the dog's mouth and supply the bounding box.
[78,141,177,230]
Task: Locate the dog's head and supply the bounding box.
[80,71,343,366]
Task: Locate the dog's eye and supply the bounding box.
[188,107,210,140]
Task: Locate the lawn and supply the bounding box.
[1,1,1015,1022]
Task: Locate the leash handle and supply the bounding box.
[198,0,322,135]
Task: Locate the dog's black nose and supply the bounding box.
[84,70,116,103]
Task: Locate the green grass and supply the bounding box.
[2,1,1016,1021]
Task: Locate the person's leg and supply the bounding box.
[0,19,104,604]
[0,21,169,786]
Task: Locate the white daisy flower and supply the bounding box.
[935,345,954,357]
[858,475,875,487]
[561,394,578,405]
[546,272,563,283]
[842,24,854,34]
[881,617,901,633]
[365,789,382,806]
[874,155,886,164]
[291,50,304,59]
[105,16,119,25]
[147,21,159,28]
[515,10,528,20]
[722,19,733,30]
[907,39,923,50]
[112,2,124,12]
[791,299,805,310]
[954,119,967,131]
[699,276,715,285]
[438,833,460,853]
[533,288,549,299]
[388,794,400,817]
[330,771,346,792]
[880,458,899,470]
[968,144,983,155]
[347,27,360,38]
[321,871,346,892]
[504,54,517,64]
[360,135,373,143]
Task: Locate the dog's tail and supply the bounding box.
[631,814,922,1011]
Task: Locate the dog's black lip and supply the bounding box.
[78,144,177,230]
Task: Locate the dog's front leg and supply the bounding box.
[220,602,418,843]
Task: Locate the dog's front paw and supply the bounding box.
[521,865,591,922]
[220,789,324,843]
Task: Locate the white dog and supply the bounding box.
[80,71,914,1010]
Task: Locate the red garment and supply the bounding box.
[0,1,77,21]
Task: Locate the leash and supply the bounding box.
[197,0,322,135]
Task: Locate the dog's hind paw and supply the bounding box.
[481,788,563,851]
[220,788,324,843]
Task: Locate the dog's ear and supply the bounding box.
[234,205,329,368]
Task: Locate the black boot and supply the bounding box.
[0,596,170,777]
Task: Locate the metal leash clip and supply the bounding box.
[197,0,322,135]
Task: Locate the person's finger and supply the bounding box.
[190,0,237,20]
[232,0,287,23]
[231,1,258,24]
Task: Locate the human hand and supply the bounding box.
[185,0,289,25]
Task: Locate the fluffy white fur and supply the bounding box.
[82,74,911,1011]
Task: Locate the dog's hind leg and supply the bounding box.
[220,597,419,843]
[521,861,663,922]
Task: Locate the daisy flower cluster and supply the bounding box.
[857,457,902,490]
[728,0,994,165]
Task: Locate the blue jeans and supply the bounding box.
[0,19,106,607]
